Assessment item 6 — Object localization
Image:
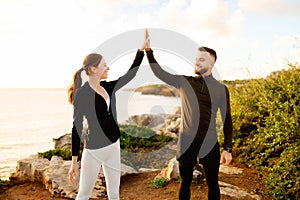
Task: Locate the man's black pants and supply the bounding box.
[178,139,220,200]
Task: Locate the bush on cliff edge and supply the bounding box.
[228,64,299,199]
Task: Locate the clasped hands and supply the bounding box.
[139,29,151,52]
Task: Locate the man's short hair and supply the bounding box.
[198,46,217,62]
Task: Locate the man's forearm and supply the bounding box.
[145,48,179,88]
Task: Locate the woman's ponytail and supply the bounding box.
[68,68,83,104]
[68,53,102,104]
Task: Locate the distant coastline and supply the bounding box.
[124,80,252,97]
[124,84,179,97]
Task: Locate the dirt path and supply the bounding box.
[0,162,272,200]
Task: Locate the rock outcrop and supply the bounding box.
[9,155,139,199]
[125,113,166,129]
[124,106,182,138]
[52,133,71,149]
[155,157,180,180]
[219,181,262,200]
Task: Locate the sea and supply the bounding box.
[0,88,180,179]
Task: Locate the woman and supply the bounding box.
[67,36,148,200]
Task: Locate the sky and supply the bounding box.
[0,0,299,88]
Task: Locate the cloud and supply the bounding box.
[94,0,155,6]
[157,0,245,39]
[239,0,300,16]
[272,34,300,64]
[272,35,299,48]
[75,0,158,16]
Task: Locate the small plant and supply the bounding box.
[0,179,9,186]
[175,176,181,183]
[192,177,199,184]
[149,178,169,188]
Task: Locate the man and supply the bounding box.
[143,29,233,200]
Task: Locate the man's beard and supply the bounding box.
[194,68,208,75]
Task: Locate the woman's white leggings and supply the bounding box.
[75,140,121,200]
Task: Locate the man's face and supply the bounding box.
[194,51,215,75]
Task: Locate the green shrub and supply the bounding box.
[229,64,300,199]
[263,144,300,199]
[38,148,82,160]
[149,178,169,188]
[119,124,173,151]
